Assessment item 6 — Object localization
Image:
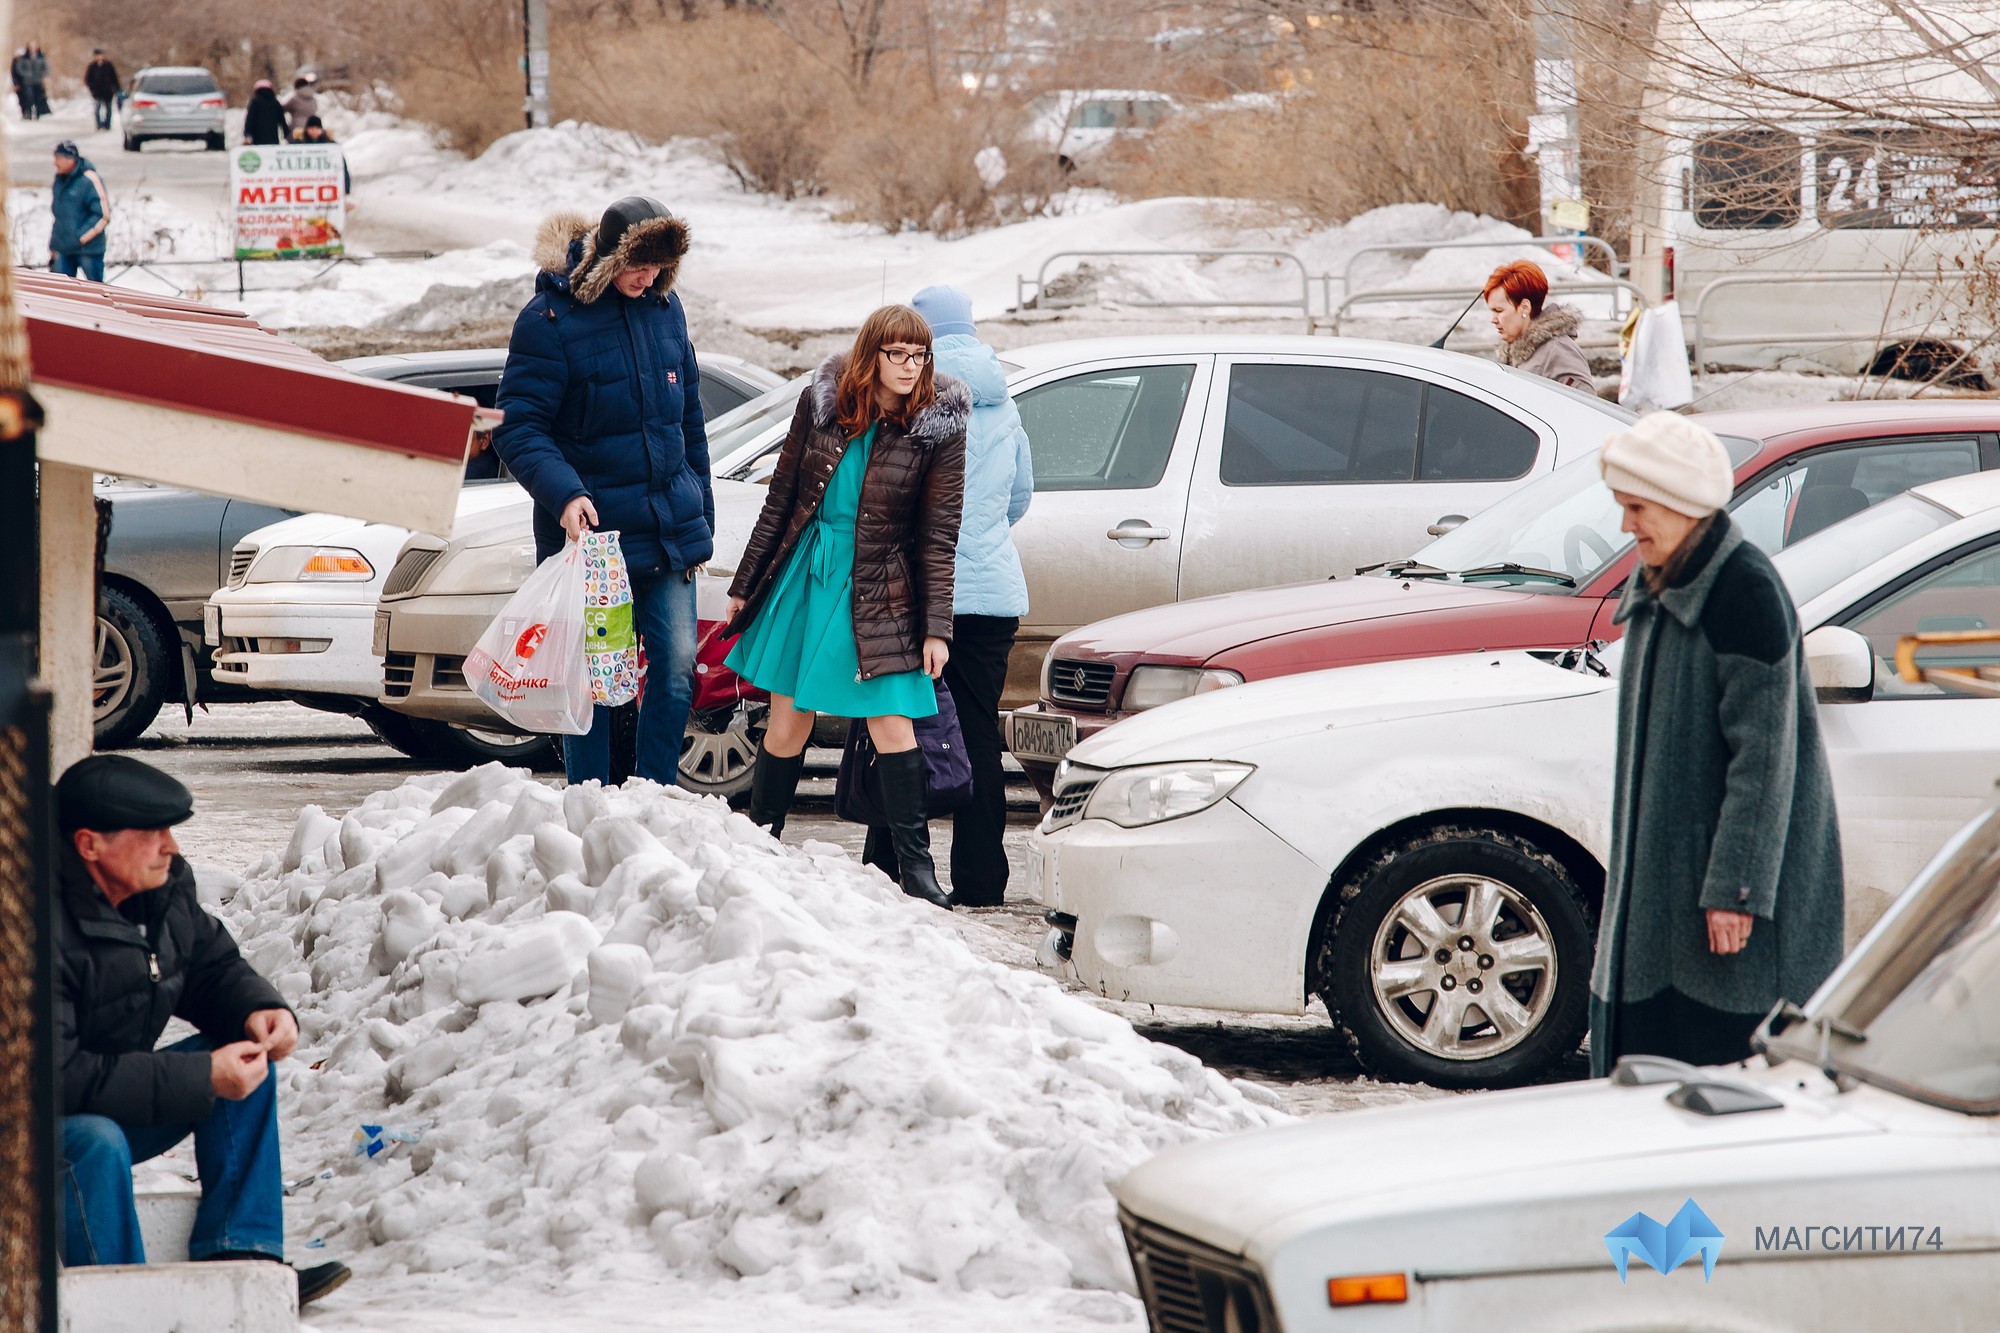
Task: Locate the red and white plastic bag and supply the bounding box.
[464,540,593,735]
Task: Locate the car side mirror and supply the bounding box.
[1426,514,1468,537]
[1804,625,1873,703]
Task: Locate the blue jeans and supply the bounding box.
[52,253,105,283]
[60,1036,284,1266]
[565,568,697,786]
[94,96,114,130]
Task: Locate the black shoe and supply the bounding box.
[875,748,951,909]
[746,743,807,837]
[201,1251,351,1307]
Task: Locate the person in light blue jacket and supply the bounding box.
[864,284,1033,906]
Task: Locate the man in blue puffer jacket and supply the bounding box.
[494,196,713,787]
[864,285,1033,905]
[50,141,110,282]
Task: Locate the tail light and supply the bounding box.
[1662,245,1677,301]
[200,97,225,108]
[132,97,159,108]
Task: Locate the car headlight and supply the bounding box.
[248,546,375,583]
[1083,761,1254,828]
[1122,666,1245,712]
[423,541,539,596]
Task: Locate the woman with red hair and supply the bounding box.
[724,305,969,908]
[1483,260,1593,392]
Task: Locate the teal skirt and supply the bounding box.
[726,431,937,720]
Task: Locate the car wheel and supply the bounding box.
[93,586,171,749]
[677,701,766,803]
[204,132,225,151]
[1318,824,1593,1089]
[411,718,559,771]
[360,705,438,761]
[122,133,141,153]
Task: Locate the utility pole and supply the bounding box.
[521,0,551,130]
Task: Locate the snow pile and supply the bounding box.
[221,765,1281,1305]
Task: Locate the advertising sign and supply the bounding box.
[230,144,345,260]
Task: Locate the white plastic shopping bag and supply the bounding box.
[580,531,641,707]
[464,540,593,735]
[1619,300,1694,413]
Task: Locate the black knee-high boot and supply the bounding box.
[746,744,806,837]
[874,748,950,909]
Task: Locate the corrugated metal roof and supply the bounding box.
[18,271,478,462]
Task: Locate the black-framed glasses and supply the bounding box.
[879,347,932,366]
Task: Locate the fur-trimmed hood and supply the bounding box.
[809,353,970,445]
[1499,301,1582,368]
[532,208,690,305]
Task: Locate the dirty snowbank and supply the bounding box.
[223,764,1282,1314]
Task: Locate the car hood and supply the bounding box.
[1068,651,1613,769]
[1119,1062,1886,1262]
[239,482,538,564]
[444,480,767,555]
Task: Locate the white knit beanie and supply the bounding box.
[1598,412,1732,518]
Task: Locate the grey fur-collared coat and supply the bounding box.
[1499,302,1594,392]
[1588,514,1843,1074]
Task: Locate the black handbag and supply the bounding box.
[833,681,975,825]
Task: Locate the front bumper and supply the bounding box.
[375,591,511,730]
[210,601,378,698]
[1030,798,1327,1015]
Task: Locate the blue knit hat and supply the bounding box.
[910,284,975,338]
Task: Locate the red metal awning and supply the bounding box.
[21,271,480,533]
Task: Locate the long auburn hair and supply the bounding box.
[835,304,936,438]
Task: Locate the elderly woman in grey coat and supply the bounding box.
[1589,412,1843,1075]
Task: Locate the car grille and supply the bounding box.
[383,651,418,698]
[432,655,469,691]
[1045,777,1100,831]
[382,547,443,597]
[1048,657,1115,709]
[1120,1209,1278,1333]
[226,545,257,589]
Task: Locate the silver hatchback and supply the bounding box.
[122,66,226,152]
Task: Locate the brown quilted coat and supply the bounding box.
[724,354,968,680]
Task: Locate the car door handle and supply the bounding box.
[1107,521,1171,544]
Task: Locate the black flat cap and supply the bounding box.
[57,755,194,834]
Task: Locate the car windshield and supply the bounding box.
[1415,433,1760,589]
[1767,806,2000,1113]
[1770,491,1960,608]
[138,72,219,95]
[710,374,808,468]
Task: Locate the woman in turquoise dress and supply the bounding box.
[722,305,969,907]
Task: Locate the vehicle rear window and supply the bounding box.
[136,72,220,96]
[1692,130,1802,230]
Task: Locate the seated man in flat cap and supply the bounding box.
[56,754,349,1306]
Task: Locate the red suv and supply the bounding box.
[1007,401,2000,798]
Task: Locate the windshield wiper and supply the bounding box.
[1456,561,1576,587]
[1354,559,1452,579]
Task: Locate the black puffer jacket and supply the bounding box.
[726,354,968,679]
[58,853,286,1126]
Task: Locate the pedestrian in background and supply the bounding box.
[10,49,25,118]
[495,197,712,789]
[1484,260,1593,392]
[21,42,48,119]
[85,48,120,132]
[281,73,317,126]
[725,305,968,911]
[1588,412,1842,1075]
[859,284,1031,907]
[50,141,110,283]
[297,117,350,194]
[243,80,288,145]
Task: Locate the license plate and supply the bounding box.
[1008,710,1076,763]
[202,603,220,647]
[372,610,391,659]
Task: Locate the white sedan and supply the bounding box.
[1033,470,2000,1087]
[1113,802,2000,1333]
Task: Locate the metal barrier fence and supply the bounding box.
[1325,276,1650,338]
[25,252,439,300]
[1016,248,1315,325]
[1689,270,1986,371]
[1330,234,1622,309]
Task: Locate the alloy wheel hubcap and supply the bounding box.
[1368,873,1557,1061]
[93,616,134,720]
[679,706,763,787]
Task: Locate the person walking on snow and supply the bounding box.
[494,197,713,788]
[84,48,121,132]
[725,305,969,911]
[1588,412,1843,1075]
[243,79,288,145]
[55,755,351,1306]
[21,42,48,119]
[50,141,110,282]
[297,116,350,194]
[281,72,317,126]
[860,284,1031,907]
[10,49,26,118]
[1485,260,1594,393]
